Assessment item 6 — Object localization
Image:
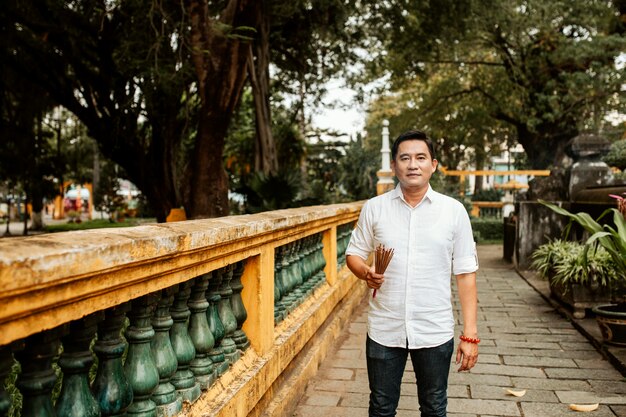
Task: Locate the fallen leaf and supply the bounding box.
[505,388,526,397]
[569,403,599,412]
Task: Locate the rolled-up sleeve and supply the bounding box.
[452,207,479,275]
[345,201,374,261]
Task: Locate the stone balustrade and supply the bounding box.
[0,202,364,417]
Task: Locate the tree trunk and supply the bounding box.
[22,195,28,236]
[3,192,11,236]
[184,0,262,219]
[248,6,278,175]
[186,112,230,219]
[473,151,485,194]
[31,211,43,230]
[516,123,577,169]
[92,140,100,217]
[29,110,45,231]
[96,127,180,223]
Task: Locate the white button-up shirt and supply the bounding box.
[346,184,478,349]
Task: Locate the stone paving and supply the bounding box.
[292,245,626,417]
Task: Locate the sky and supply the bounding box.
[309,79,367,142]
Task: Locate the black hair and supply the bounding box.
[391,130,436,161]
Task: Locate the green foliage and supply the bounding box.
[539,199,626,279]
[531,239,620,287]
[614,171,626,182]
[44,218,153,233]
[6,360,21,417]
[531,239,577,277]
[243,170,302,213]
[304,140,349,203]
[0,67,58,215]
[94,161,129,222]
[471,188,503,202]
[603,139,626,170]
[270,1,364,107]
[224,89,257,191]
[360,0,626,169]
[225,89,311,212]
[429,172,463,198]
[471,217,503,242]
[337,134,378,201]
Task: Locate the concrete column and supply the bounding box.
[376,120,395,196]
[241,250,274,356]
[323,227,338,286]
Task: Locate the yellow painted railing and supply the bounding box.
[470,201,505,218]
[439,167,550,196]
[0,202,365,417]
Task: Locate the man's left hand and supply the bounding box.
[455,341,478,372]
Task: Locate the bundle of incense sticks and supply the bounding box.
[372,244,394,298]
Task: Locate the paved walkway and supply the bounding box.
[293,245,626,417]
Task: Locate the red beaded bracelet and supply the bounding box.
[459,335,480,344]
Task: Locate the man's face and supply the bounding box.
[391,139,438,190]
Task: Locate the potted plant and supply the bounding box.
[531,239,618,318]
[539,194,626,345]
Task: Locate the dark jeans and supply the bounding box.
[366,335,454,417]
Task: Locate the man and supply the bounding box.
[346,130,479,417]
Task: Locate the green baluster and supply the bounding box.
[309,236,317,277]
[230,261,250,352]
[280,245,296,312]
[276,246,287,298]
[92,304,133,416]
[274,247,286,324]
[314,234,327,287]
[336,225,343,268]
[337,225,347,267]
[56,313,102,417]
[0,346,14,417]
[294,240,305,287]
[188,275,216,390]
[301,237,315,295]
[285,243,300,311]
[294,239,307,306]
[217,265,240,364]
[342,224,354,265]
[169,283,201,404]
[288,242,300,291]
[15,329,62,417]
[273,249,282,310]
[343,224,353,263]
[206,272,228,375]
[303,239,312,282]
[124,294,159,417]
[150,288,182,416]
[298,237,311,295]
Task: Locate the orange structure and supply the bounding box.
[53,181,93,220]
[438,167,551,196]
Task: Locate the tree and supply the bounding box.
[338,134,378,200]
[1,0,263,221]
[223,0,366,212]
[604,139,626,171]
[361,0,626,169]
[1,0,368,221]
[225,88,311,213]
[0,62,57,233]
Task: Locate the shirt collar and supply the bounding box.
[391,183,437,205]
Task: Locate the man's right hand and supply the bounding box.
[364,268,385,289]
[346,255,385,291]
